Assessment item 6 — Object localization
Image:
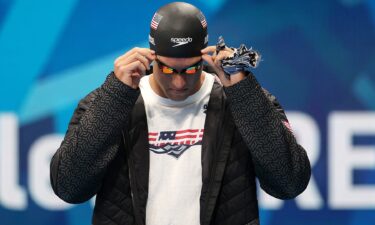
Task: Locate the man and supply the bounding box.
[50,2,311,225]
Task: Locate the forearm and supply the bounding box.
[50,72,140,203]
[224,74,311,199]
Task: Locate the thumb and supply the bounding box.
[202,54,222,74]
[202,54,230,86]
[201,46,216,54]
[202,54,215,69]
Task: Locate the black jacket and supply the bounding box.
[50,71,310,225]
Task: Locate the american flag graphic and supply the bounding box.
[196,12,207,28]
[149,129,204,146]
[151,13,163,30]
[148,129,204,158]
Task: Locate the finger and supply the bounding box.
[214,51,232,76]
[224,46,234,53]
[115,47,155,65]
[135,48,156,61]
[201,46,216,54]
[123,60,147,75]
[203,54,230,86]
[114,47,137,64]
[134,61,147,75]
[214,51,232,67]
[133,52,151,70]
[129,72,142,89]
[130,72,142,82]
[202,54,215,68]
[119,52,151,70]
[115,52,153,71]
[125,47,155,60]
[202,54,223,75]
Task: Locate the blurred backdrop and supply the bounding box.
[0,0,375,224]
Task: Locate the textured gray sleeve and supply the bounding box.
[224,74,311,199]
[50,72,140,203]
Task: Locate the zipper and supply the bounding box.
[201,105,227,225]
[122,130,144,225]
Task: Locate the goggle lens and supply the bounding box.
[185,66,198,74]
[161,66,174,74]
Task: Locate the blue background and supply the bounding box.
[0,0,374,224]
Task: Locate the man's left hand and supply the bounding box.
[201,46,246,87]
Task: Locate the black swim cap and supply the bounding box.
[149,2,208,58]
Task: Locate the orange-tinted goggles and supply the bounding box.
[155,58,203,75]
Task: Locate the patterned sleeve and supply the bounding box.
[223,74,311,199]
[50,72,140,203]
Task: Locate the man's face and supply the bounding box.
[150,55,204,101]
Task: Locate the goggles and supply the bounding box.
[155,58,203,75]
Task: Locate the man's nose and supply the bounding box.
[171,74,186,89]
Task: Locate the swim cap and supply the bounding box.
[149,2,208,58]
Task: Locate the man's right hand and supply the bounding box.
[114,47,155,89]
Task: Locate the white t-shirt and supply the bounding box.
[139,72,214,225]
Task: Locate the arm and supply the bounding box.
[51,47,154,204]
[50,72,140,203]
[224,74,311,199]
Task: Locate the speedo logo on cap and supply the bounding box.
[171,37,193,47]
